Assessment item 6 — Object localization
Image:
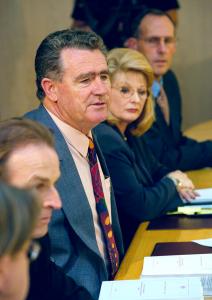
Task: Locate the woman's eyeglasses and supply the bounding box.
[112,85,149,100]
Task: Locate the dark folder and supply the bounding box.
[151,241,212,256]
[147,215,212,230]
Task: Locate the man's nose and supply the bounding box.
[93,78,109,95]
[157,40,167,53]
[46,187,62,210]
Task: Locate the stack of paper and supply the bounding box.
[99,277,203,300]
[141,253,212,296]
[191,188,212,204]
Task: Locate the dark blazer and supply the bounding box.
[144,70,212,171]
[25,105,124,300]
[27,235,93,300]
[94,122,182,248]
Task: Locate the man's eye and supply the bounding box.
[120,87,130,94]
[148,37,159,44]
[80,78,90,84]
[100,74,109,81]
[165,37,175,45]
[35,183,46,190]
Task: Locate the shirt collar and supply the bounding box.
[151,78,163,98]
[45,107,92,158]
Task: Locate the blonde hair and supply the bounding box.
[107,48,154,136]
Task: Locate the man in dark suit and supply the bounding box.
[25,29,124,299]
[126,9,212,171]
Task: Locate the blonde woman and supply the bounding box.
[94,48,197,248]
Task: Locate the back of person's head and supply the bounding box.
[0,182,40,258]
[0,182,40,300]
[130,8,176,39]
[0,118,54,182]
[35,29,107,101]
[107,47,154,136]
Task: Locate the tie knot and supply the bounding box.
[88,137,94,150]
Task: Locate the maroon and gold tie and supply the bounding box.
[87,137,119,278]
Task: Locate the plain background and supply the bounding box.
[0,0,211,129]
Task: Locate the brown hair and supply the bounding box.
[107,47,154,136]
[0,182,40,257]
[0,118,54,181]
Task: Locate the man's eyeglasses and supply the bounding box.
[112,86,149,100]
[27,241,41,262]
[139,36,176,48]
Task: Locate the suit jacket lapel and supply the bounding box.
[33,106,102,258]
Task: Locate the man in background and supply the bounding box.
[126,8,212,171]
[71,0,180,49]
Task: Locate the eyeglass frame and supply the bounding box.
[137,36,177,48]
[27,240,41,262]
[112,85,149,101]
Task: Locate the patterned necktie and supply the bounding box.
[87,137,119,278]
[157,84,170,125]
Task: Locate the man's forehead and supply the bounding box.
[60,48,107,68]
[139,14,175,36]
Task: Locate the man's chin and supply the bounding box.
[32,226,48,239]
[153,65,169,78]
[90,110,108,123]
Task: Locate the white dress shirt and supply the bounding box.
[46,108,111,263]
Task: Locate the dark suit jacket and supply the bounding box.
[25,105,124,300]
[94,122,182,248]
[27,235,93,300]
[144,70,212,171]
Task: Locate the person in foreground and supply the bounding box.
[0,118,94,300]
[0,182,40,300]
[126,8,212,171]
[94,48,197,248]
[25,29,124,299]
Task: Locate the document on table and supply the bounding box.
[189,188,212,204]
[141,254,212,296]
[98,277,203,300]
[193,238,212,247]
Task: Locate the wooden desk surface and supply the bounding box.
[116,222,212,280]
[184,120,212,141]
[184,119,212,188]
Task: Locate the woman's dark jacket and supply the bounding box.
[94,122,183,248]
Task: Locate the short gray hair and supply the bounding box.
[35,29,107,100]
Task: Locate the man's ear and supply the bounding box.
[41,78,58,102]
[124,37,139,50]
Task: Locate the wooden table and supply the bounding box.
[184,120,212,188]
[184,120,212,142]
[116,221,212,299]
[116,221,212,280]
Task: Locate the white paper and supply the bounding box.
[98,277,203,300]
[190,188,212,204]
[142,254,212,276]
[141,254,212,296]
[192,238,212,247]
